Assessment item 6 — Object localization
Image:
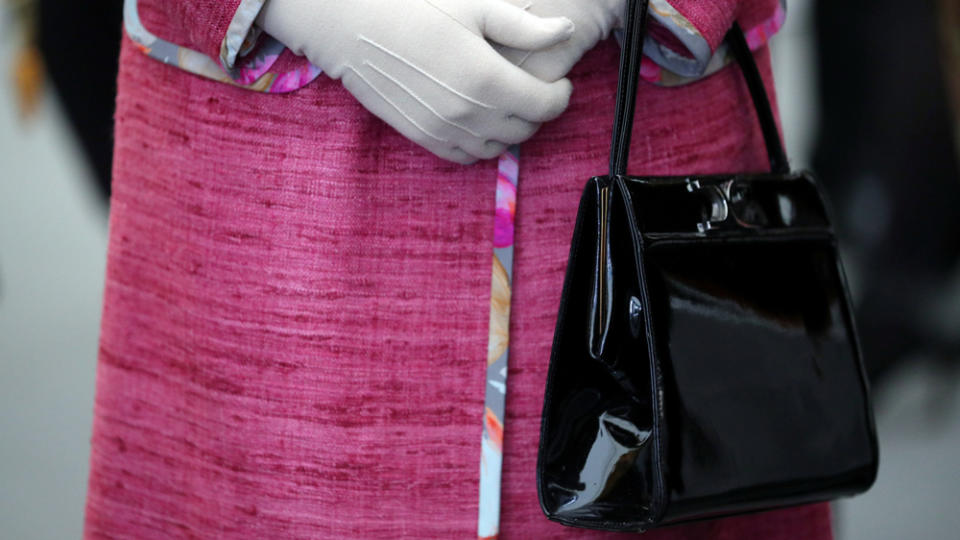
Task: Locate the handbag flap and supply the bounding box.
[614,174,880,524]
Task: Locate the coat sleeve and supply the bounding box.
[125,0,322,92]
[633,0,785,85]
[149,0,265,72]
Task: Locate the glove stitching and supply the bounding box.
[357,34,496,110]
[515,50,534,68]
[514,3,536,68]
[345,64,449,143]
[419,0,484,40]
[362,60,486,138]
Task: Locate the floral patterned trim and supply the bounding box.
[644,0,714,78]
[123,0,322,93]
[477,145,519,540]
[615,0,787,87]
[220,0,267,73]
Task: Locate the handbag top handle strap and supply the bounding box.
[608,0,790,177]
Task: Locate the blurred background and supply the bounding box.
[1,0,959,538]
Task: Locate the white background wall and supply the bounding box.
[0,10,107,537]
[1,1,958,537]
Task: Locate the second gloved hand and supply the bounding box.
[256,0,578,164]
[491,0,626,83]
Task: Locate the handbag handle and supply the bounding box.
[608,0,790,177]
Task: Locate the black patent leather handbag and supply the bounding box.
[536,0,879,532]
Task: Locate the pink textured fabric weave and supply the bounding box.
[666,0,781,52]
[151,0,244,62]
[84,23,835,539]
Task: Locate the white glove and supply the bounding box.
[256,0,578,164]
[492,0,626,83]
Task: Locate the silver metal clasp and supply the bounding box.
[686,178,734,233]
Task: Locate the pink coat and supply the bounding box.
[84,1,834,538]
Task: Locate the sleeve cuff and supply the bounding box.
[219,0,268,72]
[123,0,322,93]
[643,0,716,78]
[615,0,786,86]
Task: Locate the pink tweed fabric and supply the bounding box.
[151,0,245,62]
[83,23,835,540]
[665,0,757,50]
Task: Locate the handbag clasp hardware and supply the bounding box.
[686,178,733,233]
[686,178,771,232]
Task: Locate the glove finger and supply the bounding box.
[479,58,574,122]
[481,2,574,50]
[493,115,540,144]
[521,49,583,83]
[458,138,509,161]
[433,146,479,165]
[491,41,574,84]
[342,66,479,165]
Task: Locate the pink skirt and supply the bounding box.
[84,30,834,539]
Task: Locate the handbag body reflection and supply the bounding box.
[537,0,879,532]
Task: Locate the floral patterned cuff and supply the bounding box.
[124,0,321,93]
[615,0,786,87]
[644,0,715,78]
[219,0,266,73]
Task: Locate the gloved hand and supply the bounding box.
[491,0,626,83]
[256,0,578,164]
